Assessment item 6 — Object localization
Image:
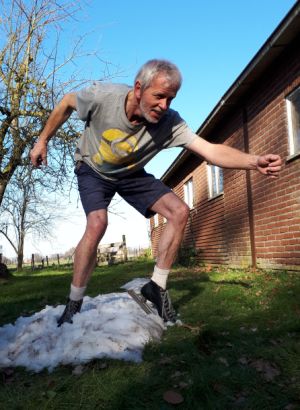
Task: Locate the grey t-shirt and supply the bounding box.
[75,82,196,179]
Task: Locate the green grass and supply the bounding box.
[0,260,300,409]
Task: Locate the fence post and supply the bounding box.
[108,243,114,265]
[97,248,100,265]
[122,235,128,262]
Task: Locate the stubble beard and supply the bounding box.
[139,100,162,124]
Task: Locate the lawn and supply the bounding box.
[0,259,299,409]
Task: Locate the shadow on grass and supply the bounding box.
[0,273,72,325]
[169,272,209,311]
[169,271,252,314]
[102,278,300,410]
[59,323,299,410]
[209,279,252,288]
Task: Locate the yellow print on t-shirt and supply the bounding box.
[93,129,138,167]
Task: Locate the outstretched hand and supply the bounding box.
[30,140,48,167]
[256,154,282,179]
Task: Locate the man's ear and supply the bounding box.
[134,80,142,99]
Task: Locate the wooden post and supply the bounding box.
[122,235,128,262]
[31,254,35,270]
[97,248,100,265]
[46,256,49,267]
[108,243,114,265]
[57,254,60,265]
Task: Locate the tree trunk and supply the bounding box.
[17,234,25,271]
[17,251,23,271]
[0,181,7,208]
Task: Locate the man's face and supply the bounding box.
[136,74,178,124]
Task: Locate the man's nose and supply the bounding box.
[158,99,168,111]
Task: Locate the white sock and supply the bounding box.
[151,265,170,290]
[69,284,86,301]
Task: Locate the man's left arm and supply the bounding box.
[186,136,282,179]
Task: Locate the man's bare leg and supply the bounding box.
[57,209,108,326]
[136,192,189,322]
[72,209,108,287]
[151,192,189,270]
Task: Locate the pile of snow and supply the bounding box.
[0,279,165,372]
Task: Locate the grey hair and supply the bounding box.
[134,59,182,91]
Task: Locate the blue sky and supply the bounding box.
[62,0,295,177]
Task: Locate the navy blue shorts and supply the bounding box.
[75,162,171,218]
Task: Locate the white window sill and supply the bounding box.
[208,192,224,201]
[286,152,300,163]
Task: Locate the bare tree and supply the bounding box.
[0,1,127,267]
[0,165,67,270]
[0,0,118,206]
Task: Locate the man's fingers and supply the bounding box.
[267,165,281,172]
[269,159,282,167]
[30,144,47,167]
[30,154,39,167]
[266,169,280,178]
[31,154,44,168]
[267,155,282,166]
[257,154,282,178]
[37,157,43,166]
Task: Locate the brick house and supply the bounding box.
[150,3,300,271]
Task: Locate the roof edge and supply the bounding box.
[161,2,300,183]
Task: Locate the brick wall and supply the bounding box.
[150,35,300,271]
[246,39,300,270]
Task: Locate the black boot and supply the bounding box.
[141,280,177,323]
[57,298,83,327]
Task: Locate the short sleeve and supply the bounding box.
[164,111,198,148]
[75,82,99,121]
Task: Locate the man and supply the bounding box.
[30,59,282,325]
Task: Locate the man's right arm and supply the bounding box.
[30,93,77,167]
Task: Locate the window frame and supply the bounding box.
[183,177,194,209]
[207,164,224,200]
[153,213,159,228]
[286,86,300,157]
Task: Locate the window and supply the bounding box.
[153,213,159,227]
[286,86,300,156]
[184,178,194,209]
[207,164,223,199]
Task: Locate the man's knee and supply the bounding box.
[169,202,190,225]
[86,210,108,241]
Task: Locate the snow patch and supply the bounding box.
[0,279,164,372]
